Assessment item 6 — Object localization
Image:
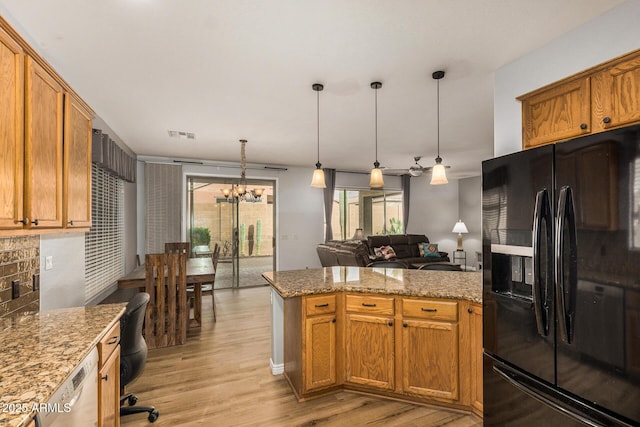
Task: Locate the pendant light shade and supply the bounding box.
[370,81,384,189]
[310,83,326,188]
[430,71,448,185]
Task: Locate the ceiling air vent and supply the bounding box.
[168,130,196,140]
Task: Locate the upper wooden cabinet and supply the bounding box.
[0,26,24,229]
[519,49,640,149]
[64,96,92,228]
[25,56,64,229]
[0,16,93,234]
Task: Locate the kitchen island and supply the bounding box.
[263,266,483,417]
[0,304,126,427]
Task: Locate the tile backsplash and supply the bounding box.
[0,236,40,319]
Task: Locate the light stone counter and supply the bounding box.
[0,304,126,427]
[263,266,482,303]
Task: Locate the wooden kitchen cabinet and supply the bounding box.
[345,294,395,391]
[63,95,92,228]
[520,48,640,149]
[98,322,121,427]
[303,294,337,392]
[469,302,483,416]
[520,77,591,149]
[0,16,93,234]
[24,56,64,229]
[401,298,459,401]
[0,26,24,229]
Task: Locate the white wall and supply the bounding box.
[40,233,85,310]
[407,177,459,258]
[494,0,640,156]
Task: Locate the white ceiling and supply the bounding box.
[0,0,625,178]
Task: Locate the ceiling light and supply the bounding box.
[369,81,384,189]
[221,140,263,202]
[430,71,448,185]
[310,83,326,189]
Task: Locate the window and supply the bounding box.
[330,189,403,240]
[85,164,125,304]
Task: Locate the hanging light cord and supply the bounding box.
[316,88,321,167]
[436,77,441,161]
[240,140,247,183]
[374,85,379,167]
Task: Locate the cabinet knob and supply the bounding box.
[403,323,408,328]
[67,220,74,226]
[101,374,108,381]
[31,219,39,226]
[332,318,336,323]
[603,117,611,124]
[468,307,473,314]
[387,321,393,327]
[580,123,587,130]
[15,218,28,225]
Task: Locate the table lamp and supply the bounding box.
[352,228,365,240]
[452,220,468,251]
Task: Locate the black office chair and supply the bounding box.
[418,263,462,271]
[120,292,160,422]
[366,260,408,268]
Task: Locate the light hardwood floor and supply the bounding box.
[120,286,482,426]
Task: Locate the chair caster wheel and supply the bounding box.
[127,395,138,406]
[148,410,160,422]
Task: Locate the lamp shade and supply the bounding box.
[369,167,384,188]
[452,220,468,234]
[430,163,448,185]
[352,228,365,240]
[310,168,326,188]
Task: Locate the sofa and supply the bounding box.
[316,234,449,268]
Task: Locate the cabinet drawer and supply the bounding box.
[98,322,120,366]
[403,299,458,322]
[305,294,336,316]
[346,294,394,315]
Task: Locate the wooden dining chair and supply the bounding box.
[188,243,220,324]
[165,242,191,257]
[144,252,188,349]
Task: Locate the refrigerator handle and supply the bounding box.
[532,189,550,336]
[555,186,577,344]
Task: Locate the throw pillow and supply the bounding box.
[373,246,385,258]
[418,242,427,257]
[381,245,397,260]
[422,243,440,258]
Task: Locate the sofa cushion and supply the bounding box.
[406,234,429,245]
[368,235,391,250]
[391,244,412,258]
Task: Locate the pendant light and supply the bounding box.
[310,83,326,188]
[430,70,448,185]
[369,81,384,188]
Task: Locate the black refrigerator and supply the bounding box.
[482,124,640,426]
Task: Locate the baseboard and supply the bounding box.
[270,358,284,375]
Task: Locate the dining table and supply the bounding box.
[118,257,215,327]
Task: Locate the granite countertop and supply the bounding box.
[263,266,482,304]
[0,304,126,427]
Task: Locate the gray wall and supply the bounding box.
[494,0,640,156]
[458,176,481,269]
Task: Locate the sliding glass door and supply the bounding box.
[186,177,275,288]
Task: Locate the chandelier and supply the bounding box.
[221,139,265,202]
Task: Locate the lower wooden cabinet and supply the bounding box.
[284,292,482,416]
[98,322,121,427]
[401,298,460,401]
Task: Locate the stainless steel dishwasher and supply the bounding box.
[36,347,99,427]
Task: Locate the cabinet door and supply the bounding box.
[64,95,92,228]
[304,314,336,392]
[0,27,24,229]
[345,313,394,390]
[521,77,591,149]
[470,303,483,414]
[592,52,640,131]
[25,57,63,228]
[99,346,120,427]
[402,319,459,401]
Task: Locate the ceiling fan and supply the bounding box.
[383,156,427,177]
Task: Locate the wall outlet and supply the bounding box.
[45,256,53,270]
[11,280,20,299]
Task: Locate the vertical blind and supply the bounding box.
[145,163,182,254]
[85,163,125,303]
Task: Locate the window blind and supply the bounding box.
[85,163,125,303]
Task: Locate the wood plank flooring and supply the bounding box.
[120,286,482,426]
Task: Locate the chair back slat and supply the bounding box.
[144,252,187,349]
